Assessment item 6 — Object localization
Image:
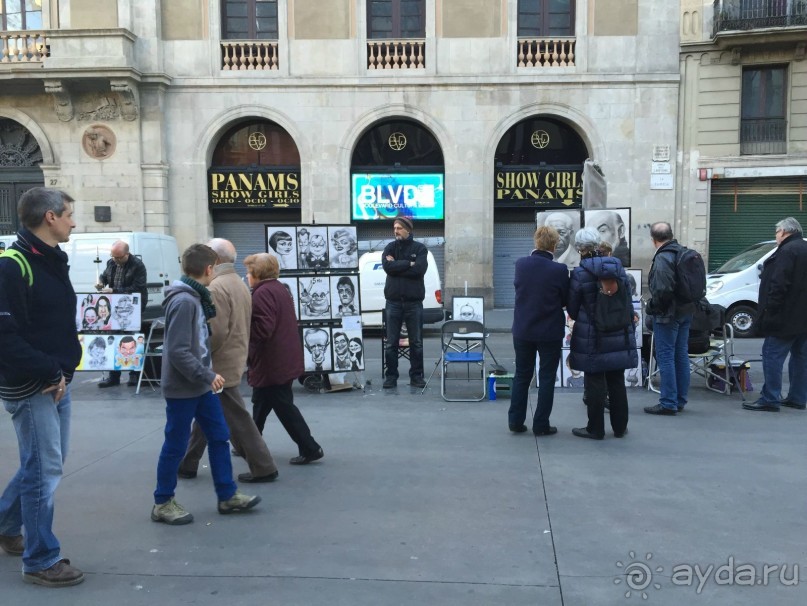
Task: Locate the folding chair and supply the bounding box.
[136,317,165,394]
[431,320,486,401]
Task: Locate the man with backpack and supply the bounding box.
[645,222,706,415]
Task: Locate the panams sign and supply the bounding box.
[495,168,583,208]
[208,170,301,209]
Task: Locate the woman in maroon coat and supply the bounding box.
[244,253,324,465]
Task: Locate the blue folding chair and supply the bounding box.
[437,320,486,401]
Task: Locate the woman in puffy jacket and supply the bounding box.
[567,228,637,440]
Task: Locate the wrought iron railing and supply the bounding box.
[713,0,807,35]
[740,118,787,155]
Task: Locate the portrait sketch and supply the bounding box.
[562,349,584,388]
[583,208,631,267]
[536,210,582,269]
[452,297,484,324]
[299,276,332,320]
[77,332,145,371]
[626,269,642,302]
[331,275,360,318]
[331,330,353,372]
[344,329,365,372]
[298,226,329,270]
[266,226,298,271]
[328,225,359,269]
[76,292,141,332]
[277,277,300,320]
[302,327,332,372]
[535,352,562,388]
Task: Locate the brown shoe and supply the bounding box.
[22,558,85,587]
[0,534,23,556]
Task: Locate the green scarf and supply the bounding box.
[181,275,216,322]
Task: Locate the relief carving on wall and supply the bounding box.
[77,96,121,122]
[82,125,116,160]
[44,81,74,122]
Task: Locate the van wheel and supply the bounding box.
[727,305,756,338]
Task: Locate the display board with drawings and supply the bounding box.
[77,333,145,371]
[536,208,632,270]
[267,224,363,383]
[451,296,484,324]
[76,292,142,332]
[266,225,359,272]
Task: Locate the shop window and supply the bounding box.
[517,0,574,37]
[367,0,425,39]
[221,0,278,40]
[212,120,299,167]
[1,0,43,31]
[741,65,787,155]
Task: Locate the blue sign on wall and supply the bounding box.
[351,173,445,221]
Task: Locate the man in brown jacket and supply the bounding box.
[178,239,279,483]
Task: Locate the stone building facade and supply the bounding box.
[1,0,680,306]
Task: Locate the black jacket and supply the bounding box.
[382,235,428,303]
[756,233,807,338]
[647,240,696,322]
[567,255,638,373]
[0,229,82,400]
[99,254,148,310]
[512,249,569,342]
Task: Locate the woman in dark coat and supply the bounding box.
[567,227,637,440]
[508,226,570,435]
[245,253,324,465]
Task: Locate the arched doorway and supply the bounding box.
[208,119,301,274]
[492,116,588,307]
[349,118,446,282]
[0,118,45,234]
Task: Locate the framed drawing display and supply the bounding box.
[302,326,332,372]
[331,275,360,318]
[536,209,582,270]
[76,292,142,332]
[583,208,631,267]
[297,226,329,270]
[452,296,484,324]
[277,277,300,319]
[535,354,562,387]
[77,333,145,371]
[298,276,332,320]
[266,226,298,271]
[562,349,584,388]
[328,226,359,269]
[626,269,642,302]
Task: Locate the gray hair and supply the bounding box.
[574,227,602,254]
[207,237,237,263]
[18,187,74,229]
[776,217,803,236]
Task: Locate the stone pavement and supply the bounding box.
[1,330,805,606]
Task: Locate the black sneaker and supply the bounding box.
[781,400,806,410]
[572,427,604,440]
[410,377,426,388]
[644,404,677,416]
[383,378,397,389]
[98,378,120,388]
[533,426,558,436]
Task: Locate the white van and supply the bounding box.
[706,238,807,337]
[358,250,444,327]
[64,232,181,320]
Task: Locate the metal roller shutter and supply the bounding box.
[493,222,536,308]
[213,222,268,278]
[708,178,807,271]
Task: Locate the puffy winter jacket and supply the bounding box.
[382,235,428,303]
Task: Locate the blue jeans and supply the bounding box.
[508,338,562,431]
[653,314,693,411]
[0,387,71,573]
[384,301,424,380]
[759,334,807,405]
[155,391,237,504]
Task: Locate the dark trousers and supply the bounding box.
[107,370,138,383]
[252,382,320,457]
[583,371,629,438]
[508,337,562,431]
[384,300,424,380]
[180,385,277,478]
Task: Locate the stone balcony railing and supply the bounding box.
[367,39,426,70]
[0,31,48,64]
[221,40,279,71]
[517,37,576,67]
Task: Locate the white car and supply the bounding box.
[358,250,444,328]
[706,239,807,337]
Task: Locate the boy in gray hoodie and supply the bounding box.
[151,244,260,525]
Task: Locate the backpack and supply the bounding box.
[593,276,633,333]
[669,247,707,304]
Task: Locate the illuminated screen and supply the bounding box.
[351,173,444,221]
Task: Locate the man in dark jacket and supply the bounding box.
[645,222,695,416]
[0,188,85,586]
[95,240,148,388]
[743,217,807,412]
[382,216,428,389]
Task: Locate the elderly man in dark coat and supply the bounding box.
[743,217,807,412]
